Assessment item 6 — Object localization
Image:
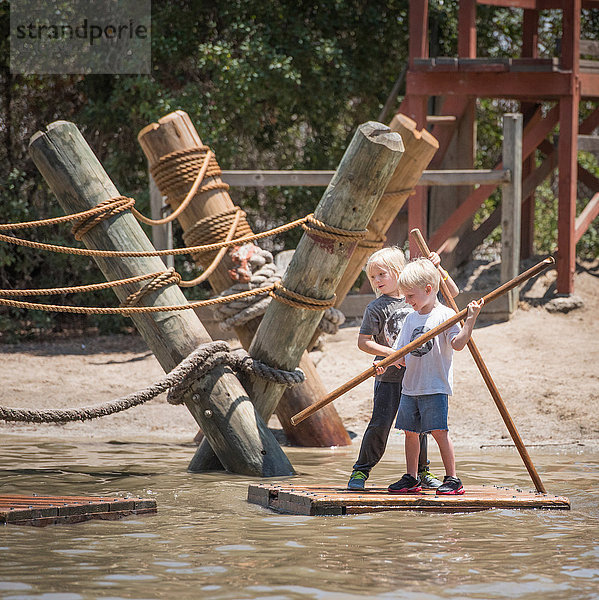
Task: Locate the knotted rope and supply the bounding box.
[0,341,304,424]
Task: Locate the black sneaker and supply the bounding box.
[388,474,422,494]
[436,475,464,495]
[347,470,368,490]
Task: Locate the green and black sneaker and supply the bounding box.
[347,470,368,491]
[418,468,442,489]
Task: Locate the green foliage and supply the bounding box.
[0,1,597,337]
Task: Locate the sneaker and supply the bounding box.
[418,468,442,489]
[436,475,464,495]
[388,474,422,494]
[347,470,368,491]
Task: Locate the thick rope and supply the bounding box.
[0,341,304,424]
[269,280,336,311]
[212,248,345,334]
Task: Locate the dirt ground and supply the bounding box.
[1,258,598,452]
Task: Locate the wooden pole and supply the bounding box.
[243,122,405,422]
[331,114,439,304]
[501,113,523,314]
[411,228,546,494]
[137,111,350,450]
[28,120,294,478]
[290,257,555,433]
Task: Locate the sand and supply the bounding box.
[1,259,597,452]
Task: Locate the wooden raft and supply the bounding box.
[248,484,570,515]
[0,494,157,526]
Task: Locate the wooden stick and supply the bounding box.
[290,257,555,431]
[411,228,546,493]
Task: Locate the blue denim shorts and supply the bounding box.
[395,393,448,433]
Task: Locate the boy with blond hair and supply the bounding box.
[347,247,459,491]
[382,257,483,495]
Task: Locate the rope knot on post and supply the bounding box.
[302,214,368,243]
[120,268,182,308]
[71,196,135,240]
[269,280,336,311]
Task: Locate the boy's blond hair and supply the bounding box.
[397,257,440,294]
[365,246,406,296]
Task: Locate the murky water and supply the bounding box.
[1,436,598,600]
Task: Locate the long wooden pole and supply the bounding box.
[290,257,555,432]
[411,228,546,493]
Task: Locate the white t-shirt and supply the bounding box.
[393,303,461,396]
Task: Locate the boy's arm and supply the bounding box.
[427,251,459,298]
[358,333,395,358]
[451,299,484,351]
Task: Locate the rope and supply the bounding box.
[150,146,229,204]
[121,268,182,307]
[0,341,305,424]
[269,281,336,311]
[71,197,135,240]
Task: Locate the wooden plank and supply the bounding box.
[218,169,509,188]
[247,484,570,515]
[581,40,599,58]
[575,192,599,242]
[407,71,574,99]
[426,115,457,124]
[578,135,599,152]
[458,58,511,72]
[0,494,157,526]
[221,170,335,187]
[510,58,559,72]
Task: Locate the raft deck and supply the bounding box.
[0,494,157,526]
[248,484,570,515]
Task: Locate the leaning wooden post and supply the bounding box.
[244,122,404,421]
[28,120,294,478]
[331,114,439,303]
[501,113,523,315]
[137,111,350,449]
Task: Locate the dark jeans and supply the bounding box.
[352,379,429,475]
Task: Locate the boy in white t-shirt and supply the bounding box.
[378,257,483,495]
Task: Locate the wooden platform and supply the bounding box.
[248,484,570,516]
[0,494,157,526]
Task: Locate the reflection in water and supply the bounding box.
[0,437,597,600]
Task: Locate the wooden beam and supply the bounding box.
[501,113,523,312]
[429,96,472,168]
[557,94,580,293]
[575,192,599,241]
[578,134,599,152]
[409,0,428,68]
[578,163,599,192]
[243,122,404,423]
[560,0,581,72]
[407,71,574,98]
[579,105,599,135]
[458,0,477,58]
[522,9,539,59]
[219,169,509,188]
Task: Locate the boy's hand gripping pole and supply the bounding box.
[290,256,555,440]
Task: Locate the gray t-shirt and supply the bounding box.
[359,295,411,382]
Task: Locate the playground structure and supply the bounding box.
[400,0,599,294]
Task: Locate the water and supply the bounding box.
[1,437,598,600]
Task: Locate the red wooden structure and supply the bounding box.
[399,0,599,294]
